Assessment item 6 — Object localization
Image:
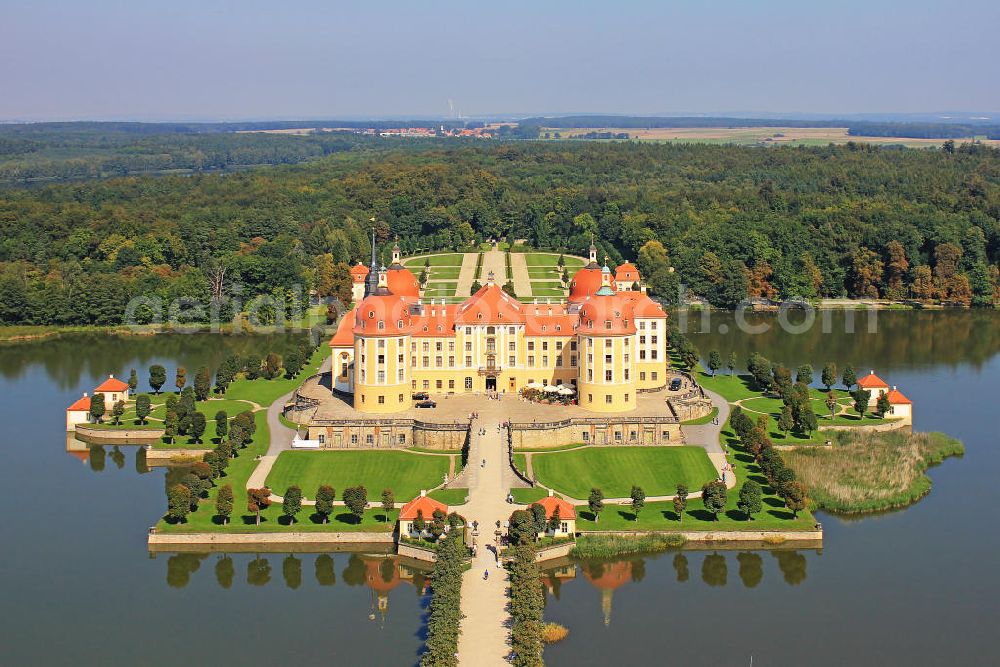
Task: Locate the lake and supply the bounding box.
[0,311,997,665]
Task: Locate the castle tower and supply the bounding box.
[364,228,380,299]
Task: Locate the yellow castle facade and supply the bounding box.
[329,238,670,414]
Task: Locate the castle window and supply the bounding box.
[377,354,385,364]
[378,321,384,330]
[436,342,443,352]
[606,395,613,404]
[449,356,455,367]
[640,372,646,381]
[509,327,515,334]
[651,350,658,360]
[423,380,429,389]
[652,372,658,381]
[605,355,612,364]
[377,396,385,404]
[542,341,548,351]
[509,355,516,366]
[378,371,385,383]
[351,434,358,444]
[436,380,443,389]
[366,434,374,444]
[605,370,612,381]
[465,356,472,366]
[448,379,455,389]
[397,319,403,328]
[605,320,612,329]
[465,377,473,390]
[369,310,374,318]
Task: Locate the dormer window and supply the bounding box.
[397,320,403,328]
[369,310,375,318]
[542,325,547,332]
[605,320,612,329]
[437,325,443,331]
[556,325,561,331]
[378,321,385,330]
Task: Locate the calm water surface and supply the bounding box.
[1,313,998,665]
[0,333,428,666]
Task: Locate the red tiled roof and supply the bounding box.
[569,266,615,302]
[578,292,637,335]
[535,495,576,520]
[858,371,889,389]
[350,262,369,277]
[455,283,526,324]
[524,304,578,336]
[94,376,128,392]
[399,495,448,520]
[66,394,91,411]
[353,294,416,336]
[411,303,459,337]
[614,262,639,282]
[329,308,356,347]
[385,266,420,297]
[886,388,912,405]
[619,291,667,318]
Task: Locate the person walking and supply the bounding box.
[483,568,489,581]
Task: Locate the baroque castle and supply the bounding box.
[329,237,670,414]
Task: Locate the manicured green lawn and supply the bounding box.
[682,407,719,425]
[510,487,548,504]
[428,488,469,505]
[523,253,585,268]
[404,254,464,267]
[223,347,326,406]
[265,450,450,502]
[695,371,760,401]
[530,286,566,297]
[529,446,717,499]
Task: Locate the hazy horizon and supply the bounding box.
[2,0,998,122]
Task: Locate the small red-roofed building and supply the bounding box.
[350,262,369,303]
[398,493,449,537]
[614,261,640,291]
[534,493,576,537]
[93,375,129,407]
[66,393,93,430]
[885,386,913,420]
[857,370,890,400]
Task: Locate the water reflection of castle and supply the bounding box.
[542,551,813,626]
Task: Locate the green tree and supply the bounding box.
[737,480,763,521]
[215,410,228,441]
[343,485,368,524]
[825,392,837,421]
[315,485,335,524]
[111,399,125,425]
[727,352,737,376]
[164,408,178,444]
[194,366,211,401]
[381,488,395,520]
[215,484,233,524]
[546,505,562,533]
[135,394,151,424]
[149,364,166,394]
[89,392,106,423]
[777,405,794,434]
[282,486,303,524]
[842,364,857,390]
[430,508,447,539]
[800,408,818,434]
[852,389,870,419]
[821,362,837,391]
[175,366,187,393]
[707,350,722,376]
[412,509,426,534]
[530,503,547,536]
[167,484,192,522]
[128,368,138,394]
[630,485,646,521]
[673,484,688,522]
[263,353,283,379]
[701,480,728,521]
[247,487,271,526]
[796,364,813,386]
[876,393,891,417]
[588,487,604,522]
[188,411,206,443]
[783,481,807,518]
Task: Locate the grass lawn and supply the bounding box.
[404,254,464,267]
[523,253,585,268]
[695,371,760,401]
[682,407,719,425]
[428,488,469,505]
[530,287,566,297]
[265,450,449,502]
[429,266,462,279]
[529,446,717,499]
[224,347,326,406]
[510,487,549,504]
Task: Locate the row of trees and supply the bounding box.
[419,531,466,667]
[508,539,545,667]
[730,408,808,517]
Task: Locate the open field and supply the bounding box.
[528,446,717,499]
[541,126,1000,148]
[265,450,450,502]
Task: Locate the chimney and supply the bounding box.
[83,392,88,397]
[109,374,114,378]
[377,266,388,289]
[487,270,495,286]
[548,488,553,496]
[420,489,427,497]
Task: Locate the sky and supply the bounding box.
[1,0,998,121]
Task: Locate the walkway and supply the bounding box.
[480,247,507,288]
[680,387,730,454]
[456,401,515,666]
[508,252,532,298]
[454,252,479,297]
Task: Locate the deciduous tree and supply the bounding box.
[175,366,187,393]
[194,366,211,401]
[282,486,302,524]
[167,484,191,522]
[135,394,151,424]
[149,364,166,394]
[247,487,271,526]
[821,362,837,391]
[215,484,233,524]
[89,393,106,423]
[588,487,604,522]
[630,485,646,521]
[673,484,688,522]
[701,480,727,521]
[315,485,335,524]
[737,480,762,521]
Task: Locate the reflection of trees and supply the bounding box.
[737,552,763,588]
[688,311,1000,372]
[701,553,727,587]
[166,553,205,588]
[135,447,149,474]
[109,446,125,469]
[773,551,807,585]
[215,555,234,589]
[315,554,336,586]
[585,561,606,581]
[546,574,563,600]
[283,555,302,589]
[247,556,271,586]
[379,557,395,584]
[342,554,366,586]
[0,332,309,391]
[673,554,689,583]
[88,445,105,472]
[630,558,646,583]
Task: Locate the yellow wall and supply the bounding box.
[577,334,637,412]
[353,335,410,413]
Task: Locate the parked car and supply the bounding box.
[415,400,437,408]
[669,378,683,391]
[412,392,430,401]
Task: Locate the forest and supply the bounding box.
[0,138,997,325]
